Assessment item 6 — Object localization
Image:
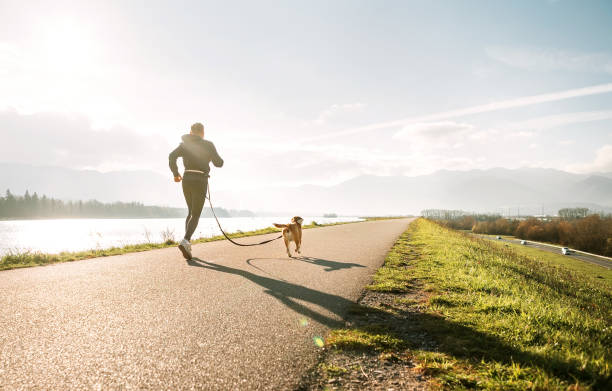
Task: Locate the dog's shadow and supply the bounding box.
[292,256,366,272]
[245,256,366,273]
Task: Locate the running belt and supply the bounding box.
[184,169,210,177]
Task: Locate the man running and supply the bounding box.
[169,122,224,259]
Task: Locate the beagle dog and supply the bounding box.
[273,216,304,257]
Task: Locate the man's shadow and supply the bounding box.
[188,257,351,327]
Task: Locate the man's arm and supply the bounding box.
[168,144,183,178]
[210,143,224,168]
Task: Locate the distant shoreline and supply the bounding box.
[0,215,360,222]
[0,216,243,221]
[0,216,185,221]
[0,189,257,220]
[0,219,371,271]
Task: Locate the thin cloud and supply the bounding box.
[393,121,474,142]
[568,145,612,174]
[393,121,477,150]
[393,121,474,140]
[298,83,612,142]
[503,110,612,131]
[0,109,171,173]
[313,102,367,125]
[486,45,612,74]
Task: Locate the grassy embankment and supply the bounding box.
[476,234,611,284]
[320,218,611,390]
[0,219,366,271]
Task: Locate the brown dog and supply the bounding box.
[273,216,304,257]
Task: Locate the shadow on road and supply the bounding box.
[187,258,351,327]
[245,256,366,273]
[294,256,366,272]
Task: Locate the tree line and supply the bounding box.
[0,190,188,219]
[426,208,612,256]
[421,209,501,222]
[0,189,255,219]
[473,216,612,256]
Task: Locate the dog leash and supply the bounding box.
[205,184,283,247]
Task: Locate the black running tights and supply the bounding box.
[182,179,208,241]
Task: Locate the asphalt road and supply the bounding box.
[475,234,612,269]
[0,218,413,390]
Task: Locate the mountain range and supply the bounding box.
[227,167,612,216]
[1,163,610,216]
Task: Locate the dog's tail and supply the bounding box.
[273,223,287,228]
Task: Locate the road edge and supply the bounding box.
[296,219,430,390]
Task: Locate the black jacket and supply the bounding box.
[169,134,223,180]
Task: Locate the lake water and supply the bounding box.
[0,216,362,255]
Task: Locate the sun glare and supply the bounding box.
[41,21,99,74]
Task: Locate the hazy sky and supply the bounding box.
[1,0,611,191]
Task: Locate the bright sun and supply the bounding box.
[41,21,99,73]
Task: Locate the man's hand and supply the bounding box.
[174,175,182,182]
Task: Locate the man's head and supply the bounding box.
[190,122,204,138]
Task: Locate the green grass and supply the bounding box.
[488,237,612,286]
[366,233,420,292]
[318,363,348,376]
[328,218,612,390]
[0,220,358,271]
[328,327,406,352]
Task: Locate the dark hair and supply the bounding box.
[191,122,204,134]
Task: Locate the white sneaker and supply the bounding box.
[178,239,192,259]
